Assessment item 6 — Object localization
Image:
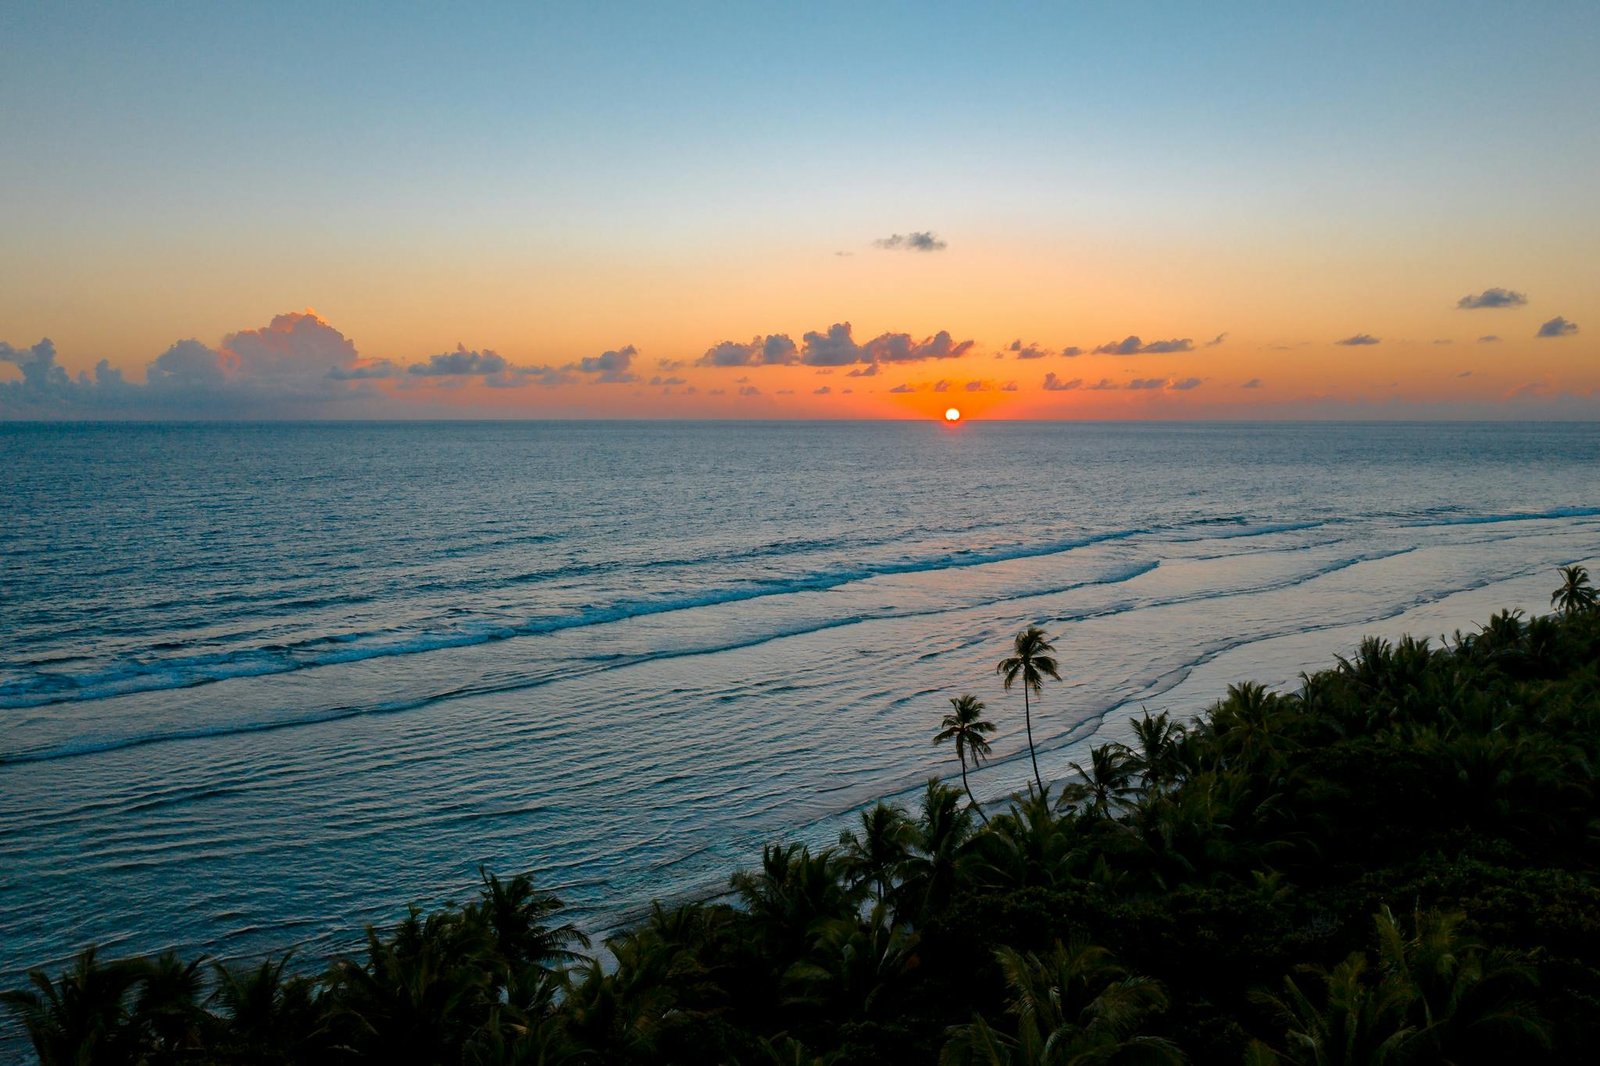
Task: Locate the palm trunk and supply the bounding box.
[1025,687,1044,795]
[959,753,989,825]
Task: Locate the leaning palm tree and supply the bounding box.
[1552,564,1597,616]
[997,626,1062,796]
[935,694,997,823]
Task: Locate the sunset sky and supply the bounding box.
[3,2,1596,419]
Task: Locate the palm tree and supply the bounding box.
[1123,708,1187,795]
[1552,563,1597,616]
[935,694,998,823]
[1,947,145,1066]
[132,950,208,1063]
[997,626,1062,796]
[839,802,916,901]
[472,868,590,975]
[941,941,1182,1065]
[1060,744,1135,819]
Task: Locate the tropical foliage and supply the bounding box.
[7,569,1600,1063]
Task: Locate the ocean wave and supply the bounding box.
[0,546,1415,768]
[1397,505,1600,528]
[0,524,1197,712]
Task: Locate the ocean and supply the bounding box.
[2,420,1597,1031]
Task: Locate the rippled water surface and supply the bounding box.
[3,420,1598,1041]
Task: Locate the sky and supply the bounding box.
[2,1,1597,420]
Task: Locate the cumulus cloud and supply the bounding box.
[3,311,377,417]
[888,383,917,394]
[1457,287,1527,309]
[571,345,639,382]
[648,375,687,386]
[798,322,975,368]
[1007,340,1052,360]
[813,385,832,395]
[1127,377,1166,389]
[328,360,400,380]
[1432,339,1453,346]
[964,380,993,392]
[1092,335,1195,355]
[1168,377,1203,390]
[1478,335,1501,343]
[1335,334,1381,346]
[408,346,510,376]
[802,323,865,367]
[1060,346,1084,357]
[1537,316,1578,338]
[1206,333,1228,347]
[932,380,951,392]
[738,385,760,396]
[697,333,799,367]
[1242,378,1263,389]
[874,231,947,252]
[1457,371,1473,378]
[1042,373,1081,391]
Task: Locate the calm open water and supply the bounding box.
[2,420,1598,1040]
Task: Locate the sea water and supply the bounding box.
[2,420,1597,1034]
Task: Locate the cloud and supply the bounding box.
[846,364,879,377]
[802,323,865,366]
[408,345,509,376]
[3,311,379,417]
[1457,287,1528,310]
[1007,340,1052,360]
[813,385,831,395]
[964,380,993,392]
[1084,378,1119,390]
[571,345,639,382]
[738,385,760,396]
[697,333,799,367]
[1241,378,1263,389]
[932,379,951,392]
[328,360,400,380]
[870,329,974,363]
[648,375,687,386]
[1060,346,1084,357]
[1536,316,1578,338]
[1478,335,1501,343]
[1334,334,1381,346]
[1206,333,1228,347]
[1168,377,1204,391]
[799,322,975,368]
[1092,335,1195,355]
[1042,373,1081,391]
[1127,377,1166,389]
[1457,371,1473,378]
[888,383,917,393]
[873,231,947,252]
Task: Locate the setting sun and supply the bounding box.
[944,408,961,422]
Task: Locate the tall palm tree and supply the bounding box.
[997,626,1062,796]
[935,694,997,823]
[1552,564,1597,616]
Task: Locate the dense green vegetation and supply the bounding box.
[8,568,1600,1064]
